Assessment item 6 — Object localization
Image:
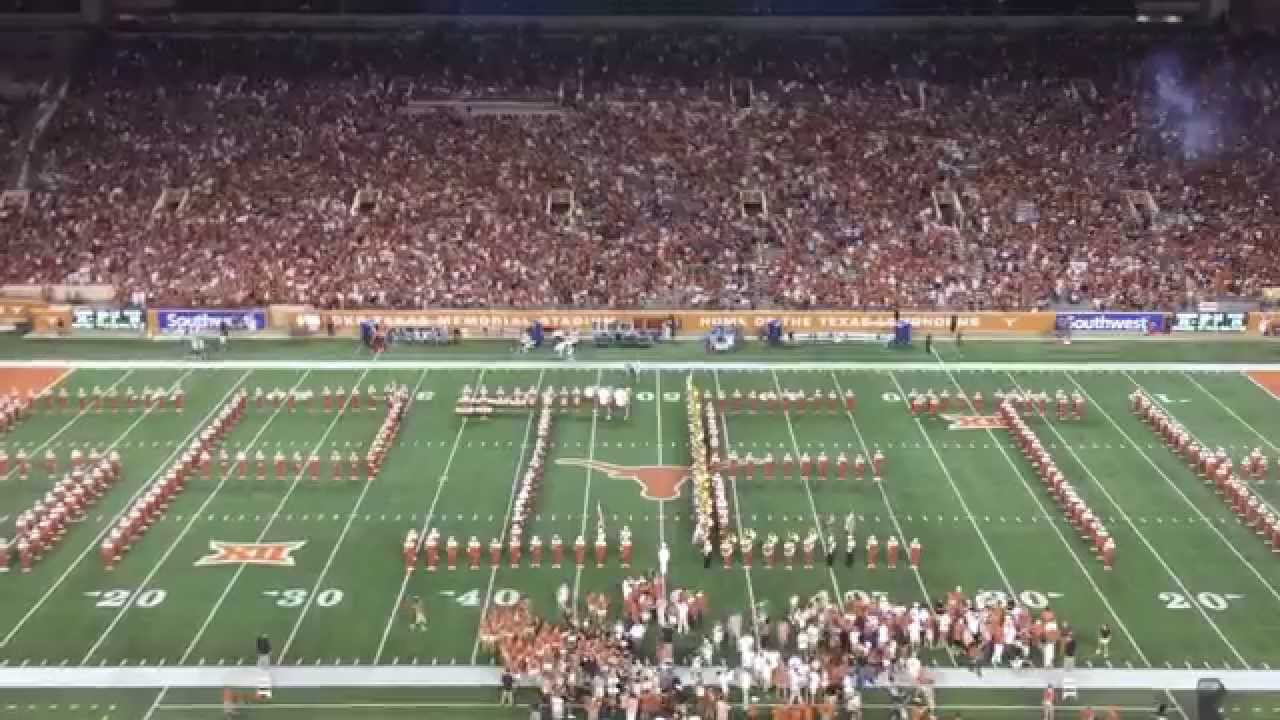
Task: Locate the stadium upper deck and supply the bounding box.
[0,27,1277,313]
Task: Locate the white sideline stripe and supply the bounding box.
[176,367,374,664]
[0,368,132,483]
[81,370,314,664]
[570,369,604,609]
[711,369,762,646]
[887,372,1018,596]
[769,369,842,601]
[280,369,430,662]
[0,368,215,648]
[467,369,546,664]
[1074,372,1280,608]
[8,360,1280,372]
[828,370,954,667]
[1,665,1278,691]
[377,365,486,663]
[1177,372,1280,518]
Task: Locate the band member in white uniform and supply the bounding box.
[611,386,630,420]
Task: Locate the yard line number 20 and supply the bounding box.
[1158,591,1241,611]
[85,589,167,608]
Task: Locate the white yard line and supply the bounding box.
[656,370,666,555]
[1164,689,1193,720]
[1174,372,1280,517]
[1,369,134,482]
[996,372,1183,669]
[464,370,548,664]
[141,687,167,720]
[767,368,842,600]
[0,367,221,648]
[711,369,761,644]
[279,369,430,662]
[827,370,955,667]
[80,370,314,664]
[1070,373,1280,608]
[571,369,604,609]
[887,371,1018,596]
[176,368,373,664]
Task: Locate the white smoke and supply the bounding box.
[1145,49,1227,161]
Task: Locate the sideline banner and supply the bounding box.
[70,306,146,333]
[1170,311,1248,333]
[0,299,44,326]
[300,309,1055,336]
[1252,312,1280,336]
[1055,312,1165,333]
[679,311,1054,334]
[153,308,268,335]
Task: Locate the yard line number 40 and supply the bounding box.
[444,588,521,608]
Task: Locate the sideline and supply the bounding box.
[2,360,1280,371]
[0,665,1276,691]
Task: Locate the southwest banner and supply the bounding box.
[1055,312,1165,333]
[154,308,268,335]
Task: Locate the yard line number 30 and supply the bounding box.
[264,588,345,608]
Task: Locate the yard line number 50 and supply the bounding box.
[633,391,683,403]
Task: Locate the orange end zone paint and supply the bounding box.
[0,367,71,398]
[1245,371,1280,400]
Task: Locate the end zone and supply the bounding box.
[0,367,72,398]
[1246,371,1280,401]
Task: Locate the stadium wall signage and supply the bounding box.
[153,308,268,335]
[303,309,1056,335]
[1170,311,1249,333]
[70,306,146,332]
[0,301,42,326]
[1055,312,1166,333]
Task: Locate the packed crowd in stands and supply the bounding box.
[2,30,1279,311]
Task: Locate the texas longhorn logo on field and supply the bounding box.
[556,459,689,501]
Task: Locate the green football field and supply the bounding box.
[3,337,1280,718]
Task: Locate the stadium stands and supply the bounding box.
[1,30,1278,311]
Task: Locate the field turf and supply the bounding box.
[3,337,1280,718]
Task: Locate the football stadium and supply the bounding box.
[3,2,1280,719]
